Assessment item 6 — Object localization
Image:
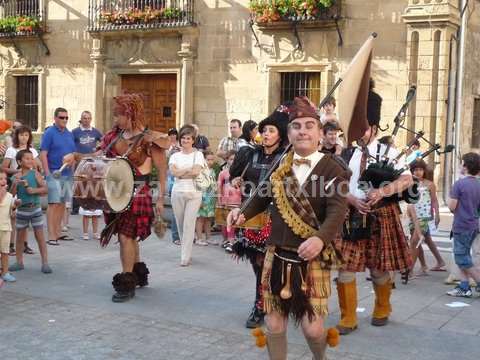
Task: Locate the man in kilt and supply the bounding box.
[64,93,169,302]
[335,88,414,334]
[229,97,350,360]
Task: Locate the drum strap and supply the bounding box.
[103,130,125,156]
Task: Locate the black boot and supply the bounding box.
[133,262,150,287]
[245,306,265,328]
[112,272,137,303]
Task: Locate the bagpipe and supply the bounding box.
[358,86,454,204]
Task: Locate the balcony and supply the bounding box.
[87,0,195,33]
[0,0,45,38]
[249,0,341,30]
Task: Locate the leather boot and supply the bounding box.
[112,272,137,303]
[336,279,358,335]
[306,333,327,360]
[371,281,392,326]
[266,330,287,360]
[246,306,265,328]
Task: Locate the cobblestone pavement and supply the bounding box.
[1,212,479,360]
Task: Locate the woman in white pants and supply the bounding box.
[169,125,204,266]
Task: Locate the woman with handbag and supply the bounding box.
[169,125,205,267]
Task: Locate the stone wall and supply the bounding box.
[0,0,93,131]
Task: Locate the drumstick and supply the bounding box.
[52,163,69,179]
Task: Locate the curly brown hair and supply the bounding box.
[113,93,145,130]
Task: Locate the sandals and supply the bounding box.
[24,245,35,255]
[47,240,60,246]
[430,265,447,272]
[58,235,74,241]
[173,239,181,246]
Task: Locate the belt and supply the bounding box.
[134,174,151,183]
[19,203,40,209]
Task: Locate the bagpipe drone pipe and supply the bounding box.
[358,86,454,204]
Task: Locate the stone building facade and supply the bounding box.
[0,0,478,191]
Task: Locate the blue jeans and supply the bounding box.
[453,230,478,269]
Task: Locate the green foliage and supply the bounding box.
[0,16,40,34]
[249,0,335,23]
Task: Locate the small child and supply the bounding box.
[446,152,480,297]
[407,160,445,276]
[79,207,102,241]
[217,150,241,252]
[0,169,19,282]
[195,151,217,246]
[9,150,52,274]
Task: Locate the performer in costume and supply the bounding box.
[229,106,289,328]
[63,93,169,302]
[335,89,414,334]
[229,97,350,360]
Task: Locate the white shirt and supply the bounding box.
[348,139,411,199]
[4,147,39,170]
[292,151,324,186]
[168,150,205,192]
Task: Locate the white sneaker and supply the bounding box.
[1,272,16,282]
[446,286,472,298]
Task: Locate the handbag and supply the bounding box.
[342,208,373,241]
[193,151,214,192]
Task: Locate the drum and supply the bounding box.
[73,157,134,213]
[214,205,269,230]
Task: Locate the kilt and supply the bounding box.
[336,202,412,273]
[261,246,331,322]
[104,184,154,242]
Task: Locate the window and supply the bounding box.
[16,76,38,131]
[472,98,480,148]
[280,72,321,105]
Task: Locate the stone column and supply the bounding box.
[403,0,460,192]
[90,36,107,131]
[178,42,195,126]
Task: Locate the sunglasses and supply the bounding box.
[58,116,69,120]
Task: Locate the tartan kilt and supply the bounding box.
[261,246,331,322]
[335,202,412,273]
[105,184,154,241]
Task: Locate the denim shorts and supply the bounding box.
[453,230,478,269]
[46,175,73,204]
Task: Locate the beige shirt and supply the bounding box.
[0,192,13,231]
[292,151,324,186]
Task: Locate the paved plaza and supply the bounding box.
[1,210,479,360]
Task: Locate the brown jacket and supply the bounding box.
[243,153,350,249]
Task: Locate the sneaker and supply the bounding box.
[446,286,472,298]
[1,272,16,282]
[225,244,233,253]
[41,264,53,274]
[62,226,68,232]
[83,233,90,241]
[196,240,208,246]
[24,245,35,254]
[9,245,15,256]
[8,263,24,272]
[207,239,219,246]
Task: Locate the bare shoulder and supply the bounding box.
[146,130,170,150]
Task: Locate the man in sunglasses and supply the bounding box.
[39,108,76,246]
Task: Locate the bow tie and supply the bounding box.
[293,158,311,167]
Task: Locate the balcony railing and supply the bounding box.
[0,0,44,38]
[250,0,341,28]
[88,0,195,33]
